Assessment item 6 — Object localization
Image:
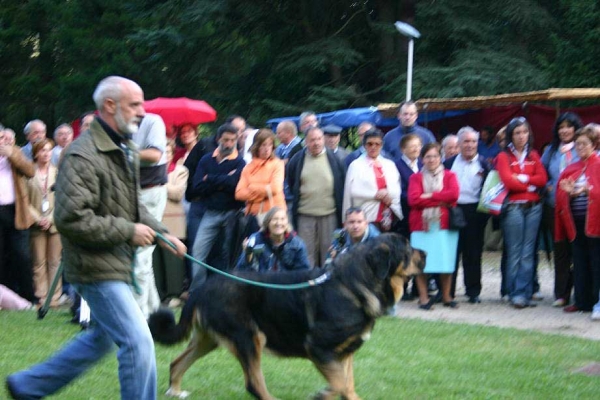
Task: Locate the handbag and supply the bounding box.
[256,185,274,226]
[449,206,467,230]
[477,170,509,216]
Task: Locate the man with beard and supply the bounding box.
[6,76,187,400]
[188,123,245,292]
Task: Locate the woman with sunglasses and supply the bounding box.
[555,125,600,315]
[496,117,548,309]
[343,128,402,232]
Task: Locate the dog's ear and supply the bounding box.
[367,242,392,280]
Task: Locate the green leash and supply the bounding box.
[155,232,330,290]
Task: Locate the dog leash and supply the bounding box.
[155,232,330,290]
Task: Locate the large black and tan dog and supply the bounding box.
[149,233,425,399]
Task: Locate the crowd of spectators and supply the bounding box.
[2,101,600,323]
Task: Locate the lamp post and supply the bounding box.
[394,21,421,102]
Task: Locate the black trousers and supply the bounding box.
[451,203,489,298]
[571,218,600,311]
[0,204,36,302]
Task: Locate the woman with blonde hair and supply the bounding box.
[235,207,310,271]
[235,128,286,226]
[27,138,64,307]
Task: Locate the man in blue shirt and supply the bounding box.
[327,207,380,262]
[383,101,436,160]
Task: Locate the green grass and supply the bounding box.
[1,310,599,399]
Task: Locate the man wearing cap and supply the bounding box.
[323,124,349,164]
[21,119,47,160]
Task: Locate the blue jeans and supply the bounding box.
[7,281,156,399]
[501,203,542,305]
[189,209,236,291]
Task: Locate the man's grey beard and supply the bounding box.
[219,145,234,157]
[115,107,139,139]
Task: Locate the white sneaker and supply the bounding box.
[591,310,600,321]
[532,292,544,301]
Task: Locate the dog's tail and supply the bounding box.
[148,306,193,345]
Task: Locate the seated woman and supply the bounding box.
[236,207,311,272]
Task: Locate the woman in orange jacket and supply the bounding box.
[235,129,286,224]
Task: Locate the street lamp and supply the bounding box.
[394,21,421,101]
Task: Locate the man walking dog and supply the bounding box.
[6,76,186,400]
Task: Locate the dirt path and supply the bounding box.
[394,251,600,341]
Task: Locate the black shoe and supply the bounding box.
[468,296,481,304]
[443,300,459,308]
[401,292,415,301]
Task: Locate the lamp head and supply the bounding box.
[395,21,421,39]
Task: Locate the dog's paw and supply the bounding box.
[165,387,190,398]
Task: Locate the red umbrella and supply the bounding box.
[144,97,217,128]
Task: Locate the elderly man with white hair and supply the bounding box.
[442,134,459,161]
[443,126,492,304]
[21,119,47,160]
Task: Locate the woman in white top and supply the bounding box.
[343,128,402,231]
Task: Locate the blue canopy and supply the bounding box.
[266,106,472,130]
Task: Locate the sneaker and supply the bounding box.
[552,298,566,307]
[591,310,600,321]
[531,292,544,301]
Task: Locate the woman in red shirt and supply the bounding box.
[409,142,460,309]
[496,117,548,309]
[555,125,600,313]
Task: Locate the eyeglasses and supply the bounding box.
[365,142,382,147]
[423,154,441,160]
[575,141,593,148]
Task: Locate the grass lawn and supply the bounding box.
[1,309,599,399]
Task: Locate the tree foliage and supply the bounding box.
[0,0,599,138]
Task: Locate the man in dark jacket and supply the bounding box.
[189,123,245,291]
[286,127,345,267]
[6,76,186,400]
[444,126,491,304]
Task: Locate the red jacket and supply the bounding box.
[495,149,547,203]
[408,170,459,232]
[555,154,600,242]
